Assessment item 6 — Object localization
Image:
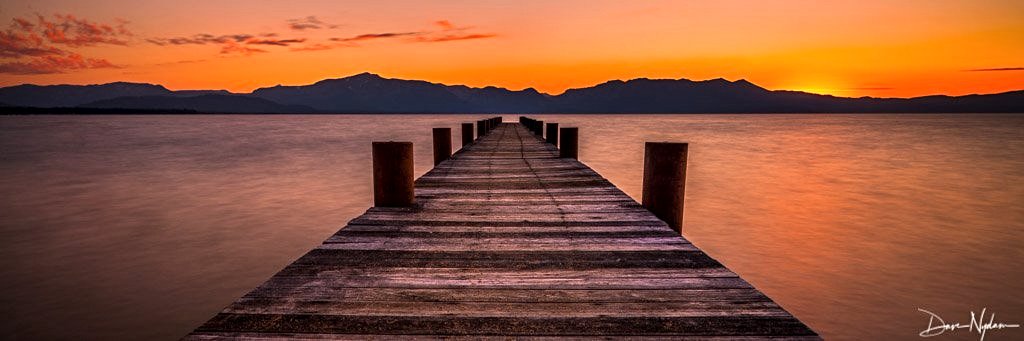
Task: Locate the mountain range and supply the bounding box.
[1,72,1022,113]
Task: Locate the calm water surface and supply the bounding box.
[1,114,1021,340]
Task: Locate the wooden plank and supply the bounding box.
[187,333,822,341]
[193,315,817,336]
[222,301,790,317]
[240,288,771,303]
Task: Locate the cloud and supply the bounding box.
[0,30,62,58]
[246,38,306,46]
[147,31,305,54]
[326,20,496,45]
[414,33,497,42]
[12,17,34,30]
[330,32,422,42]
[146,19,494,57]
[0,14,128,74]
[290,43,337,52]
[0,52,117,74]
[434,20,456,30]
[37,14,131,46]
[288,16,337,30]
[219,41,266,56]
[416,20,497,43]
[146,33,252,46]
[155,59,207,65]
[965,67,1024,72]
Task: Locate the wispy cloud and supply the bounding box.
[290,43,337,52]
[219,41,266,56]
[0,52,117,74]
[246,38,306,46]
[147,32,306,56]
[155,59,207,66]
[287,16,338,30]
[146,34,252,46]
[965,67,1024,72]
[324,20,496,47]
[415,20,496,43]
[0,14,127,74]
[330,32,422,42]
[414,33,497,42]
[37,14,131,47]
[434,20,456,30]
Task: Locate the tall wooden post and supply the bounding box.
[559,127,578,159]
[536,120,545,137]
[461,123,474,147]
[642,142,688,233]
[476,120,485,139]
[432,128,452,166]
[372,142,414,207]
[546,122,559,145]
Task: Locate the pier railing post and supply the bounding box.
[536,120,545,137]
[432,128,452,166]
[476,120,485,140]
[372,141,415,207]
[546,122,559,146]
[461,123,474,147]
[559,127,578,159]
[642,142,688,234]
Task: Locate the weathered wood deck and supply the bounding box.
[187,122,818,340]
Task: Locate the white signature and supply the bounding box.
[919,308,1020,341]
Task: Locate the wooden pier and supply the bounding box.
[187,119,818,339]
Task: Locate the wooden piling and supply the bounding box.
[536,120,545,137]
[559,127,578,159]
[476,120,485,139]
[546,122,559,145]
[432,128,452,166]
[461,123,474,147]
[642,142,688,233]
[371,141,414,207]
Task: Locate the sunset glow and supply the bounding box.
[1,0,1022,97]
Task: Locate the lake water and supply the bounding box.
[1,114,1021,340]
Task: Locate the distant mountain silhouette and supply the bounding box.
[0,82,172,107]
[252,72,550,113]
[81,94,314,113]
[2,73,1022,113]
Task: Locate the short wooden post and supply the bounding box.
[536,120,545,136]
[372,142,414,207]
[546,122,559,145]
[642,142,688,234]
[559,127,578,159]
[476,120,485,139]
[461,123,474,147]
[432,128,451,166]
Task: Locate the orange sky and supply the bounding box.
[1,0,1022,97]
